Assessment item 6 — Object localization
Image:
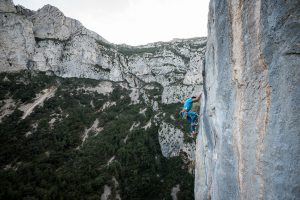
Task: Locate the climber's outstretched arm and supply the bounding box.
[192,94,202,102]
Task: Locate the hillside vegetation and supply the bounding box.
[0,71,194,200]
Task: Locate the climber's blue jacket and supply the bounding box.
[183,98,193,111]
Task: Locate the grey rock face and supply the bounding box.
[0,2,206,102]
[162,84,201,104]
[0,0,16,13]
[0,12,35,71]
[16,5,35,17]
[31,5,82,41]
[158,122,195,160]
[195,0,300,200]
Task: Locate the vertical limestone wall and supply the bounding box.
[195,0,300,199]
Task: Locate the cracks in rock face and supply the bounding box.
[33,36,70,67]
[228,0,270,199]
[199,50,215,199]
[228,0,247,197]
[34,37,68,44]
[202,47,214,151]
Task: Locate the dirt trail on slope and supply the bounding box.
[19,87,57,119]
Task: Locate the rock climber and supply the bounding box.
[180,94,202,137]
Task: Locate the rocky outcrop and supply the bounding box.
[0,1,206,105]
[0,0,16,13]
[159,122,195,160]
[0,6,35,72]
[31,5,83,41]
[195,1,300,200]
[162,84,201,104]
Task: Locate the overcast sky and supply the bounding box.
[14,0,209,46]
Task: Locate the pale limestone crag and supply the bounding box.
[159,122,195,161]
[0,0,16,13]
[0,7,35,72]
[1,1,205,104]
